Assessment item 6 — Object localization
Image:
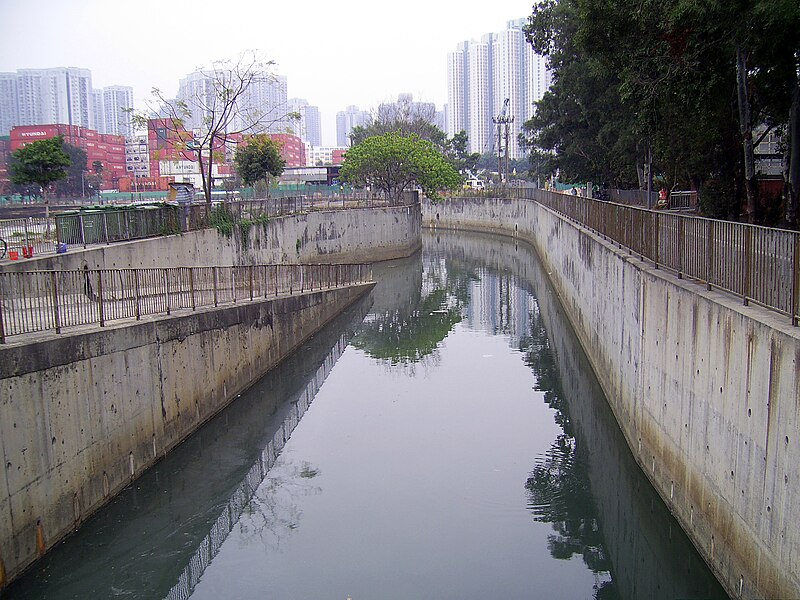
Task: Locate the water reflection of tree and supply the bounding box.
[237,459,322,553]
[351,258,477,365]
[521,311,618,599]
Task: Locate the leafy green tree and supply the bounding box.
[349,119,449,150]
[349,99,448,151]
[86,159,104,195]
[234,135,285,187]
[447,130,481,174]
[522,0,646,188]
[340,132,462,202]
[9,135,72,199]
[524,0,800,225]
[55,142,88,197]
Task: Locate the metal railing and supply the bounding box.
[54,205,181,247]
[0,263,372,342]
[488,188,800,326]
[0,194,420,260]
[186,192,419,230]
[0,217,56,258]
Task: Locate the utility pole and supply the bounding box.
[492,98,514,184]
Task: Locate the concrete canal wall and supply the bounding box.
[0,284,374,586]
[1,203,422,272]
[0,203,420,587]
[424,197,800,600]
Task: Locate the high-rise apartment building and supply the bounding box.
[335,105,371,147]
[91,89,105,133]
[176,69,290,136]
[1,67,95,135]
[17,67,93,130]
[103,86,134,137]
[447,19,551,160]
[0,73,18,136]
[237,73,289,134]
[288,98,322,147]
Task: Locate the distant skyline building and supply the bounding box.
[238,73,289,134]
[175,69,290,136]
[90,89,104,133]
[288,98,322,146]
[0,73,18,136]
[9,67,94,133]
[446,18,551,159]
[102,85,134,137]
[335,105,370,147]
[0,67,138,138]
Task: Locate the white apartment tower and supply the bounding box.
[91,89,105,133]
[12,67,93,130]
[103,86,134,137]
[0,73,18,136]
[446,19,551,160]
[446,43,467,140]
[177,69,289,135]
[237,73,289,134]
[335,105,371,147]
[492,27,524,159]
[288,98,322,146]
[468,39,492,156]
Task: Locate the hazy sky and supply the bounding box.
[0,0,534,145]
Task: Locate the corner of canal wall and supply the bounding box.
[0,283,374,586]
[1,203,422,272]
[423,196,800,600]
[0,203,420,587]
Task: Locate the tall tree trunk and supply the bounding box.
[736,45,758,223]
[206,134,215,206]
[787,72,800,229]
[197,151,210,206]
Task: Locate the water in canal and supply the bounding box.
[4,230,729,600]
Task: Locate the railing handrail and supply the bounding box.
[475,188,799,326]
[0,263,373,342]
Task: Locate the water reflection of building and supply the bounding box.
[465,267,536,347]
[164,333,350,600]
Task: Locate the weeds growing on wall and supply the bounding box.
[209,205,235,238]
[237,214,270,249]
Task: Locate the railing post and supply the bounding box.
[79,214,87,248]
[744,226,752,306]
[231,269,236,303]
[0,281,6,343]
[164,269,171,315]
[97,271,105,327]
[678,217,685,279]
[51,271,61,334]
[653,211,660,269]
[792,234,799,326]
[707,220,715,290]
[249,265,254,301]
[134,270,141,320]
[213,267,218,307]
[103,213,110,245]
[189,268,196,311]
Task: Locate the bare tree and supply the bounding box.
[134,51,295,204]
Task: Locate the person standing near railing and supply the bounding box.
[657,187,668,208]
